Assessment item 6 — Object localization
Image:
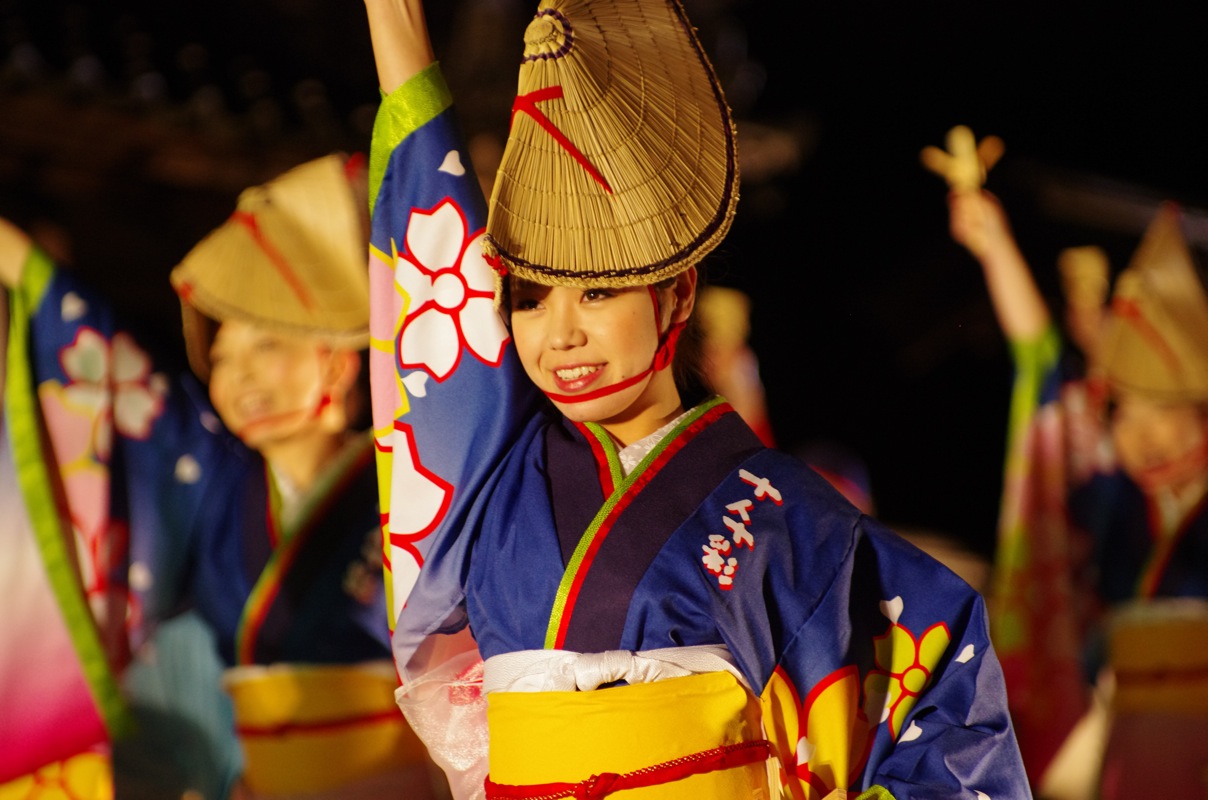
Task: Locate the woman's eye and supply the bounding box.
[582,288,613,302]
[511,297,539,312]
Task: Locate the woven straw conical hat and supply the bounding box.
[170,153,370,380]
[1099,202,1208,402]
[484,0,739,289]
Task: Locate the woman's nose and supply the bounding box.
[227,355,256,384]
[547,303,586,350]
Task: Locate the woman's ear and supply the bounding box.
[324,348,361,396]
[318,348,362,433]
[669,267,698,325]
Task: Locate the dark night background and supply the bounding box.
[3,0,1206,562]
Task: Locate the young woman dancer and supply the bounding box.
[365,1,1030,797]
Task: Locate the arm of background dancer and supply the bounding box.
[0,217,32,289]
[948,188,1051,343]
[364,0,437,96]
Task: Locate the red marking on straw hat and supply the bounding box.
[511,86,613,194]
[232,210,316,310]
[1112,297,1181,374]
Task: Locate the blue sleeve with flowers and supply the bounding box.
[6,245,241,793]
[734,458,1030,799]
[367,63,548,669]
[19,251,230,645]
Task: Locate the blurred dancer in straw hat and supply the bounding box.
[0,155,440,799]
[167,153,440,800]
[362,1,1028,798]
[933,131,1208,797]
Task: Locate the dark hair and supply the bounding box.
[658,276,708,405]
[346,349,374,431]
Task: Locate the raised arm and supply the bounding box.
[948,188,1052,343]
[361,0,546,680]
[364,0,437,95]
[923,126,1051,343]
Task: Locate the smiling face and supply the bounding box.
[508,269,697,446]
[207,318,342,452]
[1110,390,1208,495]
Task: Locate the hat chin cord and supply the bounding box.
[232,351,343,441]
[232,393,330,442]
[1132,437,1208,495]
[540,285,684,406]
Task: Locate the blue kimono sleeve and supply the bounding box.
[700,455,1030,798]
[367,63,547,672]
[789,519,1028,798]
[11,247,243,796]
[22,249,233,643]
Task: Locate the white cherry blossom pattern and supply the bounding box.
[36,327,166,640]
[381,422,454,618]
[438,149,467,177]
[175,454,202,484]
[112,333,168,438]
[45,328,165,636]
[393,198,508,382]
[402,372,429,399]
[54,327,167,459]
[61,290,88,321]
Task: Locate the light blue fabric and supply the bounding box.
[114,612,242,800]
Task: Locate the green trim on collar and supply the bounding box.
[236,433,374,664]
[580,423,624,488]
[544,397,725,648]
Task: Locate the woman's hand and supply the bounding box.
[921,124,1004,194]
[922,125,1051,342]
[947,187,1015,262]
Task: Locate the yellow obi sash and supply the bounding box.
[222,661,431,797]
[486,670,771,798]
[1108,599,1208,715]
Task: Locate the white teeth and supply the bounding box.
[238,396,268,415]
[556,365,598,380]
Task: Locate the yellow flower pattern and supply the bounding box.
[863,620,951,740]
[761,597,953,798]
[763,665,873,800]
